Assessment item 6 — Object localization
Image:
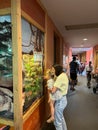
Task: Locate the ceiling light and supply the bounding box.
[83,38,88,41]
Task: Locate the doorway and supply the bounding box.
[54,33,60,64]
[96,51,98,68]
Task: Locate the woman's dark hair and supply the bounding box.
[53,64,63,76]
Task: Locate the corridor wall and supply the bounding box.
[93,45,98,71]
[0,0,67,130]
[86,48,93,64]
[0,0,45,130]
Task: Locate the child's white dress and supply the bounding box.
[47,79,62,101]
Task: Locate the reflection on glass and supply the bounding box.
[0,15,13,119]
[22,18,44,112]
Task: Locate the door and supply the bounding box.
[54,33,60,64]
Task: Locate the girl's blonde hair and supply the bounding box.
[45,69,56,80]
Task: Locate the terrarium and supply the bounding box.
[0,15,13,119]
[0,16,44,118]
[22,18,44,112]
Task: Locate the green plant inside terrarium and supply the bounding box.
[23,54,43,108]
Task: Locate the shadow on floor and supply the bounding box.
[41,122,56,130]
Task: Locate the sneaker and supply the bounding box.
[70,87,75,91]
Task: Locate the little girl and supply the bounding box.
[46,67,62,123]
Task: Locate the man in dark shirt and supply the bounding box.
[69,56,78,91]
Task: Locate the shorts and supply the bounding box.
[70,72,77,80]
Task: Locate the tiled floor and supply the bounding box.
[41,122,55,130]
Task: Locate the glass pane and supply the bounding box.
[22,18,44,112]
[0,15,13,119]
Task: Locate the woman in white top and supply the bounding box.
[52,64,69,130]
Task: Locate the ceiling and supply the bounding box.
[40,0,98,54]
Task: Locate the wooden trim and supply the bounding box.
[11,0,23,130]
[37,0,47,12]
[44,13,47,69]
[21,10,45,33]
[0,118,13,126]
[23,96,44,122]
[0,8,11,15]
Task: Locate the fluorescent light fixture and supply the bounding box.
[72,47,91,52]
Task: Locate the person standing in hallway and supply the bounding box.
[86,61,93,88]
[51,64,69,130]
[69,56,78,91]
[76,57,80,74]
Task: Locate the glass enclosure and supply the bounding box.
[0,16,44,119]
[22,18,44,112]
[0,15,13,119]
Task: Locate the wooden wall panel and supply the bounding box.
[45,15,63,69]
[23,99,45,130]
[21,0,45,29]
[94,45,98,50]
[80,52,86,62]
[11,0,23,129]
[93,45,98,71]
[0,0,11,9]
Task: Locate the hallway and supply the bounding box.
[42,75,98,130]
